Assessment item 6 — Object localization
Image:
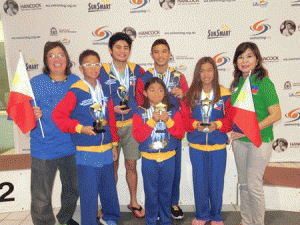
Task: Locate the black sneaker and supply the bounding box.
[171,205,184,219]
[67,218,79,225]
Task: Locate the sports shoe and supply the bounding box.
[99,218,117,225]
[192,218,208,225]
[171,205,184,219]
[58,218,79,225]
[211,221,224,225]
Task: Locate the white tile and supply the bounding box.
[179,205,195,212]
[233,204,240,211]
[280,162,299,168]
[0,213,10,220]
[221,204,236,211]
[0,221,21,225]
[5,211,29,221]
[23,214,33,221]
[20,221,34,225]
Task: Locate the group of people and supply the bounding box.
[29,31,281,225]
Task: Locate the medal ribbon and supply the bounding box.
[83,79,106,118]
[111,62,130,93]
[147,106,167,141]
[153,68,171,89]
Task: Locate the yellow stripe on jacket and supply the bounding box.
[141,150,176,162]
[189,143,226,151]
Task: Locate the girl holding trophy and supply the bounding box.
[181,57,233,225]
[132,77,184,225]
[52,50,120,225]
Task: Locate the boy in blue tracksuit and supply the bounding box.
[52,50,120,225]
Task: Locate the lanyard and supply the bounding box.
[83,79,106,118]
[153,67,171,89]
[147,106,167,141]
[111,62,130,92]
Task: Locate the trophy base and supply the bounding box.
[149,139,168,150]
[120,101,129,110]
[200,123,211,126]
[93,122,106,134]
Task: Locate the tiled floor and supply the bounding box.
[1,205,300,225]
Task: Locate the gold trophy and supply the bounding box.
[89,103,105,133]
[172,72,181,89]
[149,102,168,150]
[200,98,212,133]
[117,85,129,110]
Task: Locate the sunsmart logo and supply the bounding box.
[88,1,111,12]
[208,25,231,39]
[250,19,271,39]
[285,108,300,126]
[130,0,150,9]
[213,53,230,69]
[289,91,300,98]
[92,26,112,45]
[26,59,39,71]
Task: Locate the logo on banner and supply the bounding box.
[253,0,268,7]
[50,27,58,36]
[285,108,300,126]
[88,1,111,12]
[92,26,112,45]
[138,30,160,38]
[46,4,77,8]
[174,65,187,72]
[250,19,271,39]
[284,81,292,90]
[280,20,296,37]
[123,27,137,41]
[26,59,39,71]
[213,53,230,71]
[291,0,300,6]
[61,38,70,45]
[289,91,300,98]
[272,138,288,153]
[3,0,19,16]
[160,0,175,9]
[208,25,231,39]
[19,3,41,11]
[263,56,279,63]
[130,0,151,13]
[177,0,200,5]
[290,142,300,148]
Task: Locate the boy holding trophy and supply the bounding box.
[52,50,120,225]
[136,39,189,219]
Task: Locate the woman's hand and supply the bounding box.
[230,131,245,140]
[171,88,184,99]
[81,126,97,136]
[33,106,42,121]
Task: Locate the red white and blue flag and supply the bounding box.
[231,75,262,147]
[6,52,36,134]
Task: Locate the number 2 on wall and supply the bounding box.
[0,182,15,202]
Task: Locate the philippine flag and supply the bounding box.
[231,75,262,147]
[6,52,36,134]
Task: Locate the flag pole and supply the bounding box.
[20,52,45,138]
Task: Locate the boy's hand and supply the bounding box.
[114,105,130,115]
[171,88,184,99]
[112,147,118,161]
[81,126,97,136]
[152,111,160,122]
[160,111,169,123]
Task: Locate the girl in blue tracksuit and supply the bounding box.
[181,57,233,225]
[133,77,184,225]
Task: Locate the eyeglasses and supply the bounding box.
[81,63,101,68]
[48,54,66,59]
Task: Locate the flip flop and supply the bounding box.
[127,204,145,218]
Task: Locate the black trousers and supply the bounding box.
[31,155,79,225]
